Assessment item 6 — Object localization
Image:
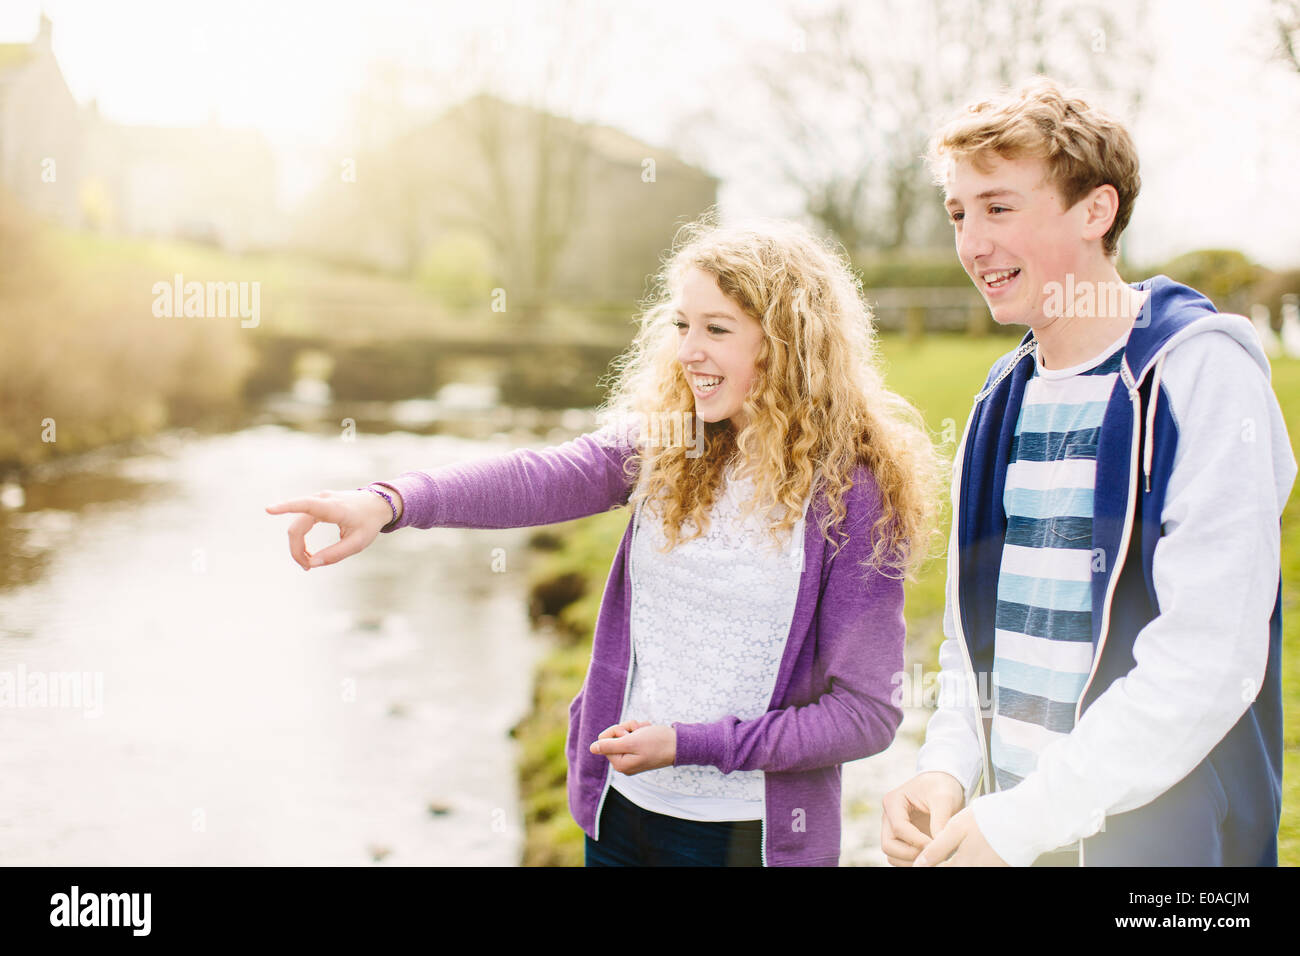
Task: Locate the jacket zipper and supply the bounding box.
[758,496,816,867]
[759,499,812,867]
[594,500,642,842]
[947,398,993,802]
[950,342,1036,804]
[1071,360,1143,867]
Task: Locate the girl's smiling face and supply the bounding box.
[673,267,765,431]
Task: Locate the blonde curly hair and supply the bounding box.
[598,214,946,580]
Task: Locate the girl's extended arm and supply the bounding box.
[375,424,640,532]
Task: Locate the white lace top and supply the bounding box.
[610,464,810,821]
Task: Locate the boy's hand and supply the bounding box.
[881,771,965,866]
[590,722,675,775]
[913,807,1010,867]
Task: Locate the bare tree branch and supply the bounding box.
[748,0,1154,256]
[1274,0,1300,71]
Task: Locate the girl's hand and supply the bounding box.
[595,720,653,739]
[590,723,676,775]
[264,489,391,570]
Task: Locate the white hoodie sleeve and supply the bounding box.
[913,600,986,803]
[968,329,1297,866]
[914,481,987,804]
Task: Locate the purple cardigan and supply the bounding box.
[377,426,905,866]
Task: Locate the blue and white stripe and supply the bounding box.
[991,342,1125,790]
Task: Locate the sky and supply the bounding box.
[3,0,1299,268]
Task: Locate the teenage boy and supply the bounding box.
[881,77,1296,866]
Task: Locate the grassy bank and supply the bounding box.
[1267,356,1300,864]
[0,209,255,471]
[0,206,474,473]
[516,333,1300,867]
[0,207,620,474]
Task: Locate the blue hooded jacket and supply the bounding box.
[950,275,1288,865]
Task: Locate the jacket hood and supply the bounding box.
[1125,274,1271,385]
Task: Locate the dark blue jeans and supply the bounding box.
[584,785,763,866]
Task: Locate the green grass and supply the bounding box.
[516,512,631,866]
[1265,356,1300,863]
[517,333,1300,867]
[880,334,1016,658]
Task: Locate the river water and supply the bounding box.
[0,405,590,866]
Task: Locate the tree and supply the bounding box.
[751,0,1152,255]
[1273,0,1300,72]
[342,2,611,319]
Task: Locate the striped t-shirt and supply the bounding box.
[990,329,1129,792]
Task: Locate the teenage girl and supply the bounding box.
[266,216,946,866]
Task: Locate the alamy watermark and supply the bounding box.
[152,273,260,328]
[1042,275,1152,327]
[49,886,150,936]
[891,663,998,715]
[0,664,104,718]
[600,410,707,458]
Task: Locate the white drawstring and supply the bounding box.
[1143,352,1167,493]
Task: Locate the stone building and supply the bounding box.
[0,12,280,251]
[0,12,83,227]
[292,93,719,307]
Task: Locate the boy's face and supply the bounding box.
[943,152,1089,329]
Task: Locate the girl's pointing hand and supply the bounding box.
[264,489,391,570]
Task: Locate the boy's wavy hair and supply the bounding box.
[926,76,1141,258]
[598,214,946,580]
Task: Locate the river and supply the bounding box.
[0,400,589,865]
